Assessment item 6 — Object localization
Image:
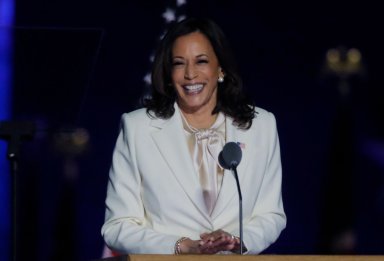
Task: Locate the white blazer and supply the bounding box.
[101,105,286,254]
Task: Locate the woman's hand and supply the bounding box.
[199,229,240,254]
[178,238,204,254]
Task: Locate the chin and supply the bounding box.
[179,94,215,113]
[180,105,201,113]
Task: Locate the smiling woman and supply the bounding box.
[101,17,286,255]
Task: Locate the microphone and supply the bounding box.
[218,142,242,170]
[218,142,244,254]
[0,121,36,159]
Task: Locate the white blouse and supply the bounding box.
[177,105,226,215]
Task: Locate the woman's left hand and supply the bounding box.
[199,229,240,254]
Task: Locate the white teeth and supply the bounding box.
[184,84,203,91]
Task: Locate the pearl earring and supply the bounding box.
[218,76,224,83]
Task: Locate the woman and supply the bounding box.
[101,17,286,255]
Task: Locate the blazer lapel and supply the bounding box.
[211,117,252,220]
[150,110,211,222]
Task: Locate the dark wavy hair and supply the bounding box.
[143,17,255,129]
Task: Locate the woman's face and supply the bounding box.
[171,32,223,115]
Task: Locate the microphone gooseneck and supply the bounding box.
[218,142,244,254]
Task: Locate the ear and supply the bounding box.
[218,67,225,78]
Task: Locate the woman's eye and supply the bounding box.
[172,61,184,66]
[197,59,208,64]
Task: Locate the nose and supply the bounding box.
[184,64,197,80]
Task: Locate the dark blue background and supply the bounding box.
[4,1,384,260]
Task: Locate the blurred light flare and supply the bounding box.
[0,1,14,260]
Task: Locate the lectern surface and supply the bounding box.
[96,255,384,261]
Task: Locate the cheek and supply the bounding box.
[205,67,219,79]
[171,69,183,81]
[171,79,183,95]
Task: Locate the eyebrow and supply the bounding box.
[172,54,209,59]
[196,54,209,58]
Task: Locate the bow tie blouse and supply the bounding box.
[178,106,226,215]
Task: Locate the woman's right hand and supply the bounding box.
[178,238,204,254]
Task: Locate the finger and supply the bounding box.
[200,232,217,241]
[199,238,214,251]
[224,241,237,251]
[201,230,231,244]
[211,232,232,245]
[207,231,226,241]
[210,236,234,249]
[200,246,218,255]
[201,241,236,254]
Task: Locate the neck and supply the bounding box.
[181,110,217,129]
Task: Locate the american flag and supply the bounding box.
[142,0,187,99]
[237,142,246,150]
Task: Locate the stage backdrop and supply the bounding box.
[1,1,383,261]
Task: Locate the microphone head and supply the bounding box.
[218,142,242,170]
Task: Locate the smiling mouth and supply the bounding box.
[183,84,204,94]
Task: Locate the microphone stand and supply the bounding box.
[231,165,243,254]
[9,148,18,261]
[0,121,35,261]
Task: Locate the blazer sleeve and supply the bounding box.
[101,114,180,254]
[230,112,286,254]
